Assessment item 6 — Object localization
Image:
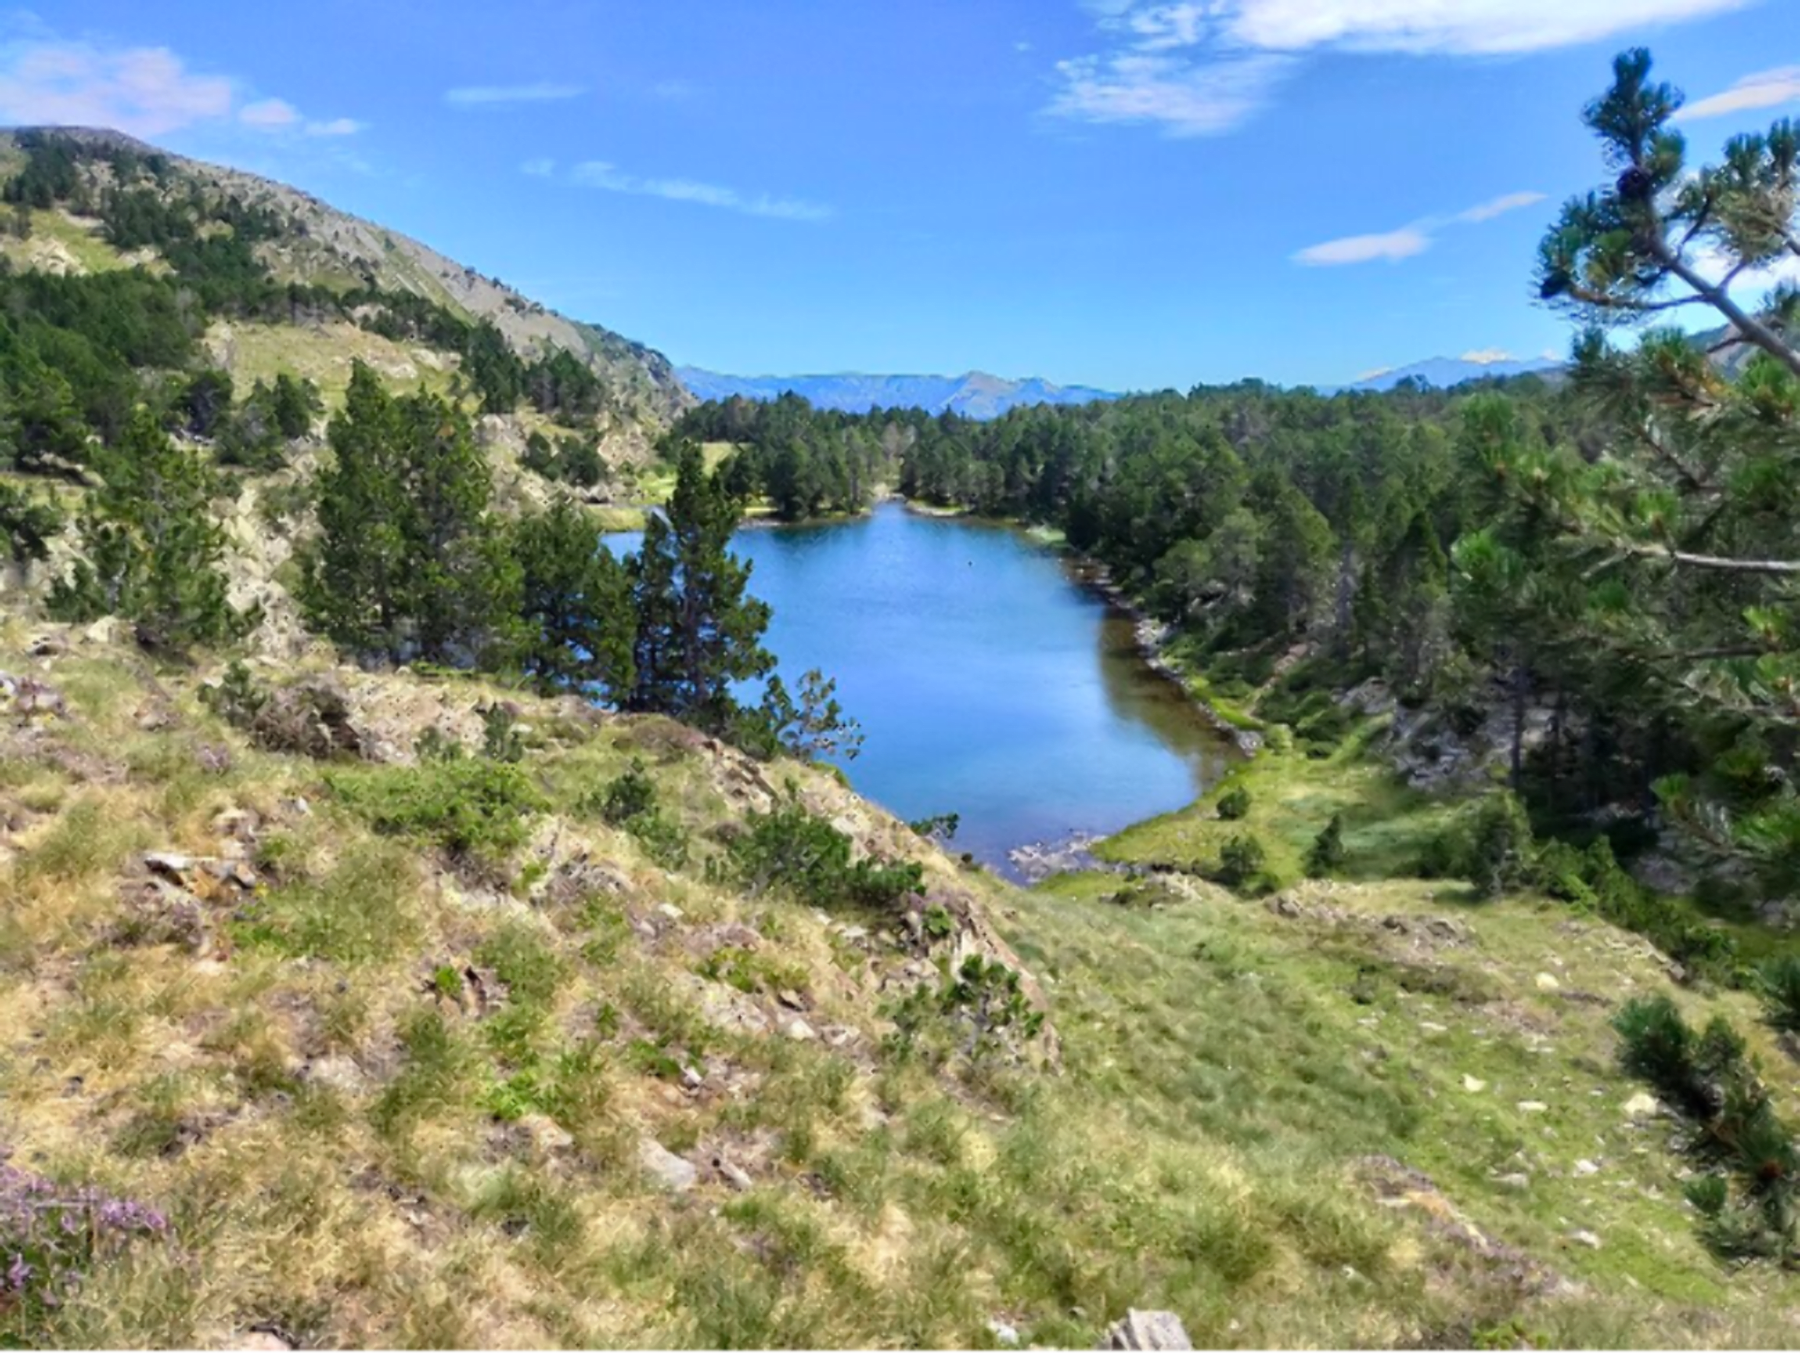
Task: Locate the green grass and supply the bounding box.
[2,209,136,274]
[7,635,1800,1348]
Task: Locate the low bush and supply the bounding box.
[1216,785,1252,821]
[1215,832,1268,892]
[728,787,922,910]
[327,758,545,864]
[1614,996,1799,1265]
[1306,813,1347,878]
[580,758,689,868]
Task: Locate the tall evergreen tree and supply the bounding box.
[47,408,249,651]
[301,361,517,665]
[627,442,773,732]
[301,362,412,660]
[511,494,635,699]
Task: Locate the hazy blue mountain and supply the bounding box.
[677,367,1120,418]
[1346,355,1564,392]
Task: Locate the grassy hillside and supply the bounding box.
[4,621,1798,1348]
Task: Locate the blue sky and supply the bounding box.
[3,1,1797,390]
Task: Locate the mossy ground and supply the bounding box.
[3,624,1800,1347]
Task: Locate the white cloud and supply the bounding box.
[1295,226,1433,266]
[1049,51,1294,136]
[1294,187,1546,266]
[0,30,365,147]
[239,96,297,127]
[1456,190,1547,223]
[1460,348,1515,363]
[1688,239,1800,292]
[569,160,832,222]
[1676,65,1800,121]
[1052,0,1757,135]
[520,157,556,177]
[1217,0,1756,55]
[445,82,583,106]
[0,39,232,136]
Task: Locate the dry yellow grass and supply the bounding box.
[3,627,1799,1348]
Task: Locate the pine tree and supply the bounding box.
[396,391,518,665]
[1518,50,1800,888]
[510,494,635,699]
[626,442,773,733]
[47,408,249,651]
[301,362,412,660]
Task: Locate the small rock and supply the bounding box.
[1569,1228,1603,1250]
[1623,1091,1660,1120]
[1462,1074,1487,1093]
[713,1154,753,1191]
[656,903,685,922]
[237,1333,292,1352]
[783,1017,819,1042]
[1496,1172,1531,1191]
[681,1065,704,1091]
[304,1056,367,1095]
[1103,1309,1193,1351]
[1574,1158,1600,1177]
[518,1112,574,1157]
[1419,1020,1448,1034]
[637,1138,697,1193]
[988,1319,1020,1346]
[838,924,869,942]
[1534,972,1561,992]
[776,988,807,1011]
[1518,1101,1549,1114]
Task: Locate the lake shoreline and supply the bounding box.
[785,492,1267,759]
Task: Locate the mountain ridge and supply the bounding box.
[677,366,1120,418]
[2,124,691,428]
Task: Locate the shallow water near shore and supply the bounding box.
[608,502,1234,879]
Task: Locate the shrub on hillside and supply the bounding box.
[1758,956,1800,1035]
[1614,996,1800,1265]
[1216,785,1252,821]
[327,758,545,865]
[1215,832,1268,892]
[578,758,689,869]
[727,786,922,910]
[1306,813,1347,878]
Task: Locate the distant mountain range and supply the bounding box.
[676,367,1120,419]
[1342,355,1564,393]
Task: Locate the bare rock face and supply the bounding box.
[1102,1309,1193,1350]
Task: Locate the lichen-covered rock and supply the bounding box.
[1102,1309,1193,1350]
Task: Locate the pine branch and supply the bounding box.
[1624,542,1800,575]
[1654,239,1800,379]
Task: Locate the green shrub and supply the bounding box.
[479,702,525,763]
[1216,833,1267,892]
[888,955,1045,1065]
[588,758,657,826]
[1613,996,1799,1265]
[728,787,922,911]
[1465,791,1534,898]
[580,759,689,868]
[1758,956,1800,1034]
[327,758,545,864]
[199,660,268,728]
[1305,813,1347,878]
[1216,785,1252,821]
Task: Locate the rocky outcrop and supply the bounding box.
[1102,1310,1193,1351]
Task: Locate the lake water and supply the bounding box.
[609,502,1234,878]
